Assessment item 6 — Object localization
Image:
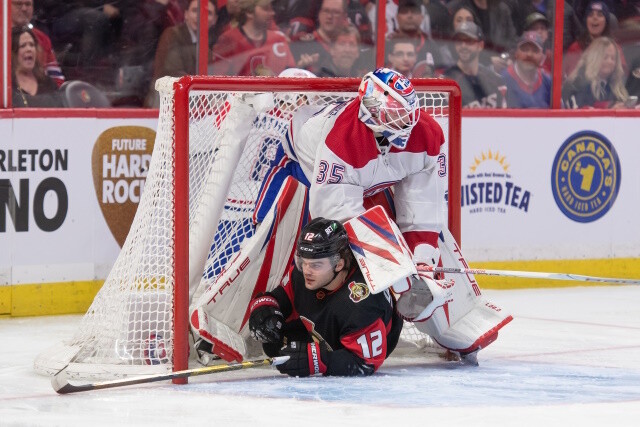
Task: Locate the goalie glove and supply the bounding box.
[248,294,284,344]
[276,341,328,377]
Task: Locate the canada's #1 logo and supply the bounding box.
[462,150,532,214]
[551,131,621,223]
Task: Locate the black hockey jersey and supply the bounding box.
[268,265,402,375]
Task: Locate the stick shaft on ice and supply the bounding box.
[52,356,289,394]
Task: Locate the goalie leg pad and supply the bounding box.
[190,178,308,361]
[190,308,247,363]
[411,228,513,354]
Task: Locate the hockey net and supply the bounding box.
[34,76,461,380]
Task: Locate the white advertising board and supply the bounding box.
[0,117,157,285]
[1,114,639,287]
[460,116,640,261]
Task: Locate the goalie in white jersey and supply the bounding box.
[258,66,447,271]
[190,67,511,365]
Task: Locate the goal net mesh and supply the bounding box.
[34,77,453,379]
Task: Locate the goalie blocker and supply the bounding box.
[344,206,512,358]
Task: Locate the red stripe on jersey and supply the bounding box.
[340,318,388,372]
[324,100,445,169]
[389,112,445,156]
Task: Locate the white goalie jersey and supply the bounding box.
[284,97,447,264]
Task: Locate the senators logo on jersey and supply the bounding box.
[348,282,370,303]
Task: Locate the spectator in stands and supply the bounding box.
[10,0,64,86]
[117,0,186,67]
[37,1,113,66]
[625,56,640,102]
[388,0,447,73]
[212,0,296,76]
[447,2,513,73]
[508,1,583,50]
[442,21,507,108]
[386,36,419,77]
[272,0,316,39]
[501,32,551,107]
[145,0,218,108]
[614,0,640,25]
[213,0,246,43]
[522,12,552,73]
[446,0,517,62]
[564,1,625,76]
[563,36,629,108]
[290,0,349,75]
[347,0,374,46]
[317,25,367,77]
[11,26,63,108]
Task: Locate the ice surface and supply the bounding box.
[2,287,640,426]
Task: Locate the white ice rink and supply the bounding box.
[2,286,640,426]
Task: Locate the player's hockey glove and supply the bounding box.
[248,294,284,344]
[277,341,329,377]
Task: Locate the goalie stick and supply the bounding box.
[420,265,640,286]
[52,356,289,394]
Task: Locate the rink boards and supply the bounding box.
[1,110,639,315]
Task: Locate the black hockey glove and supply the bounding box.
[276,341,328,377]
[248,294,284,344]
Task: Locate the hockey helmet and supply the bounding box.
[295,218,349,261]
[358,67,419,149]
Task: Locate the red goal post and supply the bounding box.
[33,75,460,383]
[171,76,462,381]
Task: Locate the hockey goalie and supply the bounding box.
[189,67,512,373]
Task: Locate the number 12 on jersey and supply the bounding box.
[356,330,383,359]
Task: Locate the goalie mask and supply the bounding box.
[295,218,349,271]
[358,67,419,149]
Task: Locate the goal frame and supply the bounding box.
[171,76,462,383]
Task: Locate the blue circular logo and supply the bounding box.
[551,131,621,223]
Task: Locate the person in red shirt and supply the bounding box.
[211,0,295,76]
[10,0,64,86]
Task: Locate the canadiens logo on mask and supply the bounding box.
[348,282,370,303]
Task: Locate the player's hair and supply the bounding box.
[569,37,627,102]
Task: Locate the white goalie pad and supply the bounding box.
[344,206,417,294]
[413,228,513,354]
[190,177,308,362]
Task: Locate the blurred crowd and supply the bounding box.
[9,0,640,109]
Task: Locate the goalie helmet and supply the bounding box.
[295,218,349,267]
[358,67,419,149]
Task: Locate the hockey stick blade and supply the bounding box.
[52,356,290,394]
[426,266,640,285]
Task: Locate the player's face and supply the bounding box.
[388,43,417,75]
[299,257,338,290]
[599,44,617,79]
[515,42,543,71]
